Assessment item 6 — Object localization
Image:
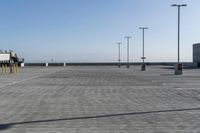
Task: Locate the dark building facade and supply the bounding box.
[193,43,200,67]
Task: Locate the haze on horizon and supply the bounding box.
[0,0,199,63]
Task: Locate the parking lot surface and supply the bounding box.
[0,66,200,133]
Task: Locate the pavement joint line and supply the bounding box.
[0,68,67,89]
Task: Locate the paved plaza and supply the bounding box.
[0,66,200,133]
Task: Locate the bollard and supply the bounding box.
[5,64,7,74]
[13,64,15,73]
[1,65,4,74]
[15,64,19,73]
[1,64,20,74]
[17,64,19,73]
[13,64,16,73]
[10,63,13,74]
[45,62,48,67]
[15,64,17,73]
[3,64,5,74]
[13,64,18,73]
[63,63,66,67]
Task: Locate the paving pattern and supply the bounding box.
[0,66,200,133]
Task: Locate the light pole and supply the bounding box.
[117,42,122,68]
[125,36,131,68]
[171,4,187,75]
[139,27,148,71]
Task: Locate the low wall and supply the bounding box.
[24,62,198,68]
[24,63,46,66]
[65,62,176,66]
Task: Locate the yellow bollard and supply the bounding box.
[5,64,7,74]
[15,64,18,73]
[1,64,7,74]
[13,64,16,73]
[14,64,16,73]
[13,64,15,73]
[0,64,19,74]
[2,64,5,74]
[16,64,19,73]
[1,65,3,74]
[3,64,5,74]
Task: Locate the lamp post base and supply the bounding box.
[175,63,183,75]
[141,64,146,71]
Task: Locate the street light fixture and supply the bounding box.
[125,36,132,68]
[116,42,122,68]
[171,4,187,75]
[139,27,148,71]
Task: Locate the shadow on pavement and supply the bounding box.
[0,124,12,130]
[1,107,200,130]
[161,66,200,70]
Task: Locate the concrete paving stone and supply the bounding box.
[0,66,200,132]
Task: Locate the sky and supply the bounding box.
[0,0,199,63]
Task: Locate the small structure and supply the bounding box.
[193,43,200,62]
[193,43,200,67]
[0,50,23,73]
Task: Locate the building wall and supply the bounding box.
[193,43,200,63]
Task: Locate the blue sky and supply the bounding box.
[0,0,199,62]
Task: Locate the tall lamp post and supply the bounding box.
[117,42,122,68]
[139,27,148,71]
[171,4,187,75]
[125,36,132,68]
